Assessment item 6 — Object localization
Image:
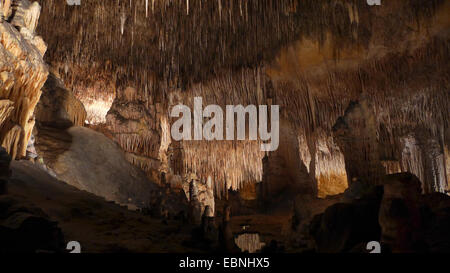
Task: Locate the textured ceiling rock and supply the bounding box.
[0,1,48,160]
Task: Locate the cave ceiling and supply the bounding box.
[31,0,450,195]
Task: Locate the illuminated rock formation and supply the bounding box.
[298,133,348,198]
[184,175,215,218]
[400,133,448,194]
[0,1,47,160]
[10,0,41,38]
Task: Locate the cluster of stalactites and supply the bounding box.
[37,0,384,99]
[183,140,264,199]
[35,0,448,198]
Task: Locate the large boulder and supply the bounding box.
[35,126,159,209]
[378,173,450,252]
[378,173,423,252]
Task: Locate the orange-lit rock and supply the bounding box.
[0,1,48,159]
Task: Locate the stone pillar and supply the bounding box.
[333,100,385,185]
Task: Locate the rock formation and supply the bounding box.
[188,179,203,225]
[0,0,47,160]
[32,0,449,204]
[35,71,86,128]
[219,205,240,253]
[333,99,386,185]
[35,126,159,209]
[106,87,163,183]
[303,172,450,253]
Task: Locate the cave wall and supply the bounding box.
[0,1,48,159]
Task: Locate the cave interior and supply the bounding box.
[0,0,449,253]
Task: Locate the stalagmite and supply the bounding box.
[333,99,386,185]
[35,72,87,128]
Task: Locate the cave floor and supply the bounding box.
[7,161,198,253]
